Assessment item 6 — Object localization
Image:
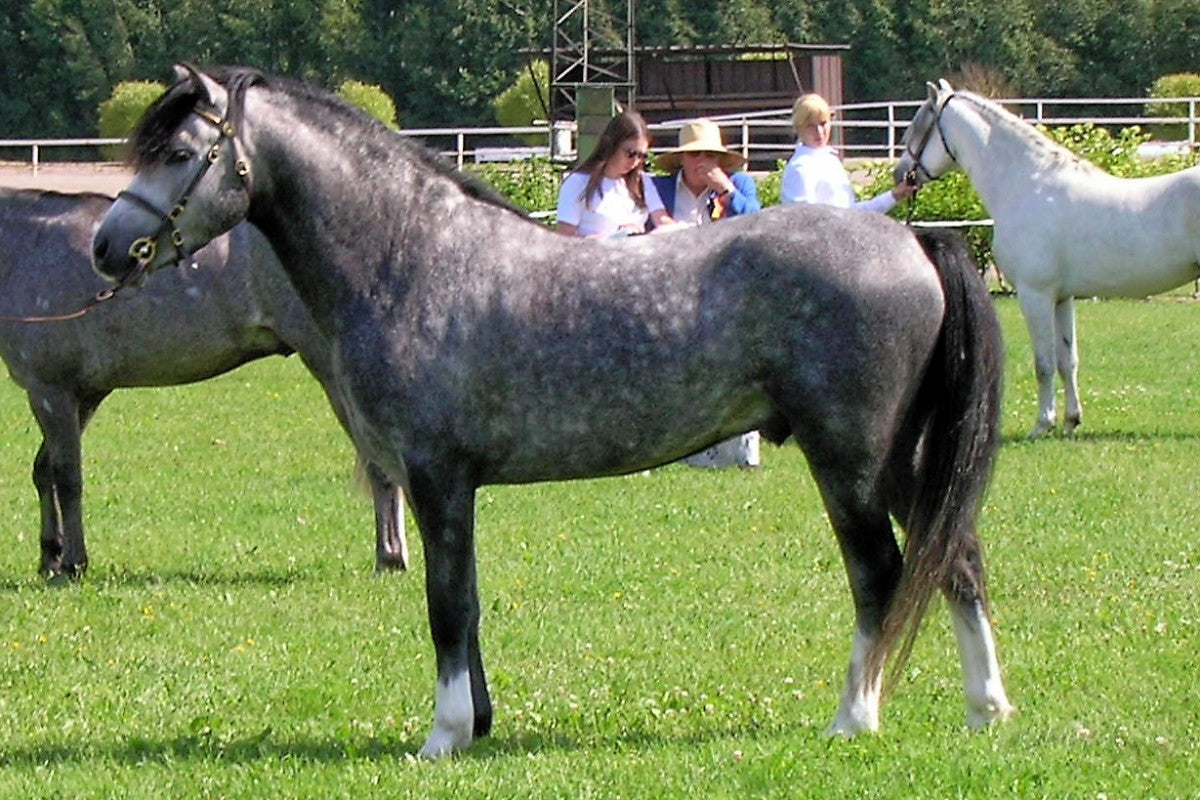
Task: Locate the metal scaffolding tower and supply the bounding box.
[550,0,635,158]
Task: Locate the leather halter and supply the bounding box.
[902,92,958,186]
[0,76,257,324]
[117,74,256,269]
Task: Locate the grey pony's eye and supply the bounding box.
[166,148,193,165]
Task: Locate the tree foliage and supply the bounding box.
[4,0,1200,139]
[493,59,551,145]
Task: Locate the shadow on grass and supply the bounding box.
[999,428,1200,447]
[0,718,788,767]
[0,566,313,594]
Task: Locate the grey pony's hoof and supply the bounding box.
[43,560,87,584]
[375,552,409,573]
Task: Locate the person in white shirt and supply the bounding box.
[780,93,915,211]
[555,110,681,238]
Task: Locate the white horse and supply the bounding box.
[896,79,1200,437]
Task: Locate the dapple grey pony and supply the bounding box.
[0,186,407,578]
[92,65,1013,757]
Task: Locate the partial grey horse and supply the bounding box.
[0,186,407,578]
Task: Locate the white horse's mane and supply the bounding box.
[954,89,1105,176]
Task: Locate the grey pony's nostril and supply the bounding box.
[92,238,108,264]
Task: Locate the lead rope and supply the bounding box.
[903,169,920,226]
[2,74,258,325]
[0,257,152,323]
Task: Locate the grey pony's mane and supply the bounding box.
[954,89,1103,175]
[131,66,531,222]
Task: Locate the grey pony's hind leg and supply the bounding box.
[407,462,491,758]
[812,456,905,737]
[942,532,1015,728]
[366,461,409,571]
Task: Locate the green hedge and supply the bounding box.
[453,123,1200,264]
[1145,73,1200,142]
[96,81,167,160]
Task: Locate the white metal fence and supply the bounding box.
[3,96,1198,171]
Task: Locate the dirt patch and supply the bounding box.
[0,161,132,196]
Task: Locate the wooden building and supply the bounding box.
[542,42,847,163]
[631,43,847,123]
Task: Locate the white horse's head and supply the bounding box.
[894,79,959,187]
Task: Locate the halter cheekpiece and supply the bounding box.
[902,91,959,187]
[117,71,258,272]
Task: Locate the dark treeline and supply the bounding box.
[2,0,1199,138]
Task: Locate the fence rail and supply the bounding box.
[3,96,1198,171]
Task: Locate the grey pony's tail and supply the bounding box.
[871,228,1005,688]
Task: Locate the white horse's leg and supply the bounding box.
[1016,288,1060,437]
[948,598,1015,729]
[826,627,883,737]
[420,670,475,758]
[1055,298,1082,434]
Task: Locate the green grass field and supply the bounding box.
[0,295,1197,798]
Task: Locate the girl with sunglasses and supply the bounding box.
[555,110,681,237]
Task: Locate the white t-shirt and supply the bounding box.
[555,171,665,237]
[780,143,896,214]
[671,174,713,227]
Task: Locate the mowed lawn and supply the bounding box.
[0,294,1196,799]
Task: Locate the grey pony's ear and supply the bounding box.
[169,63,192,87]
[926,81,939,102]
[171,62,224,111]
[937,77,954,95]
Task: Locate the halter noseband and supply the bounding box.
[902,91,958,187]
[117,74,257,270]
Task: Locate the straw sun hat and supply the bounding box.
[654,119,746,173]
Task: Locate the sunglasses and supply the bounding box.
[623,148,648,160]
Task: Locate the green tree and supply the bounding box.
[493,59,551,144]
[13,0,147,137]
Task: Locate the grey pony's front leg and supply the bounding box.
[29,389,102,579]
[408,463,491,758]
[365,461,409,571]
[32,441,66,576]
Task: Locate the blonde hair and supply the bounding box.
[792,93,832,135]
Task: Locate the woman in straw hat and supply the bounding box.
[650,118,761,228]
[781,93,914,211]
[652,118,763,469]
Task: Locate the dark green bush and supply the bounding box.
[337,80,399,130]
[96,81,167,160]
[1145,73,1200,142]
[471,157,561,219]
